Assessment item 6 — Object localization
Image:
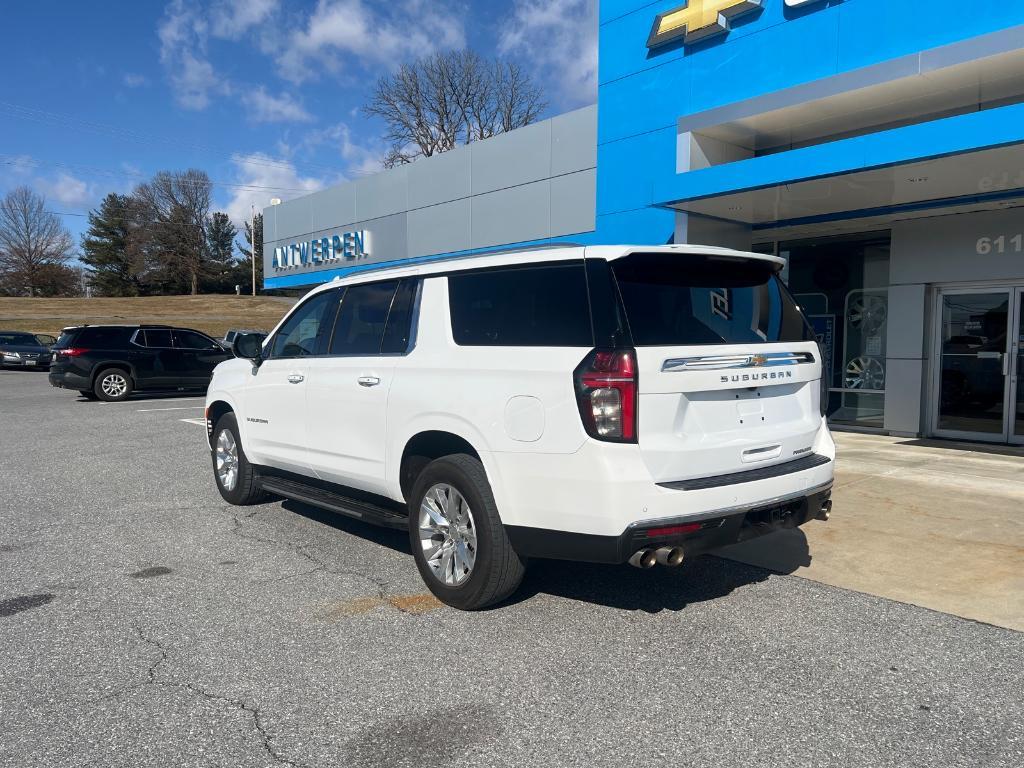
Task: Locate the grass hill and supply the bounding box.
[0,295,295,338]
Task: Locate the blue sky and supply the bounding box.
[0,0,597,244]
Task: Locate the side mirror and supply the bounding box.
[233,333,264,366]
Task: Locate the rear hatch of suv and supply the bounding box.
[607,250,823,484]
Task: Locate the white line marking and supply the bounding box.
[180,418,206,426]
[137,406,205,412]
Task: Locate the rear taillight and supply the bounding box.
[574,348,638,443]
[58,348,88,357]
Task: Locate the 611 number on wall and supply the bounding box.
[976,234,1024,255]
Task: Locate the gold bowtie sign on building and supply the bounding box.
[647,0,764,48]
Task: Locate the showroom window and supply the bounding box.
[780,233,891,429]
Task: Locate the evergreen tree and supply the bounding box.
[235,212,263,295]
[80,193,145,296]
[202,211,237,293]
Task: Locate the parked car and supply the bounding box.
[205,245,835,609]
[0,331,55,370]
[50,324,231,401]
[220,329,267,350]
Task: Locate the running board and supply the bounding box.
[258,477,408,530]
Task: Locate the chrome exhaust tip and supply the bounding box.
[628,549,658,569]
[655,546,685,567]
[817,499,833,522]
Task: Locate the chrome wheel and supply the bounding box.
[845,356,885,390]
[418,483,477,586]
[100,373,128,398]
[215,428,239,492]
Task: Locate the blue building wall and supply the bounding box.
[594,0,1024,244]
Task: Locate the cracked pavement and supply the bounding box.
[1,370,1023,767]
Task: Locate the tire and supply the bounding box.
[408,454,525,610]
[93,368,133,402]
[211,412,266,505]
[79,390,100,401]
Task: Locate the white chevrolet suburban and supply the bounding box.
[205,245,835,609]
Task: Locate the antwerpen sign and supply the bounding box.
[647,0,826,48]
[273,230,371,271]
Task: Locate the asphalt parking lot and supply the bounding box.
[2,369,1022,768]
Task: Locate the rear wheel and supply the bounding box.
[408,454,525,610]
[93,369,132,402]
[212,412,266,505]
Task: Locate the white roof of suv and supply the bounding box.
[309,244,785,294]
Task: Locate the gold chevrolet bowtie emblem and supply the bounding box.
[647,0,763,48]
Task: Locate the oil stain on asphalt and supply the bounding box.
[129,566,174,579]
[0,594,55,617]
[323,593,443,619]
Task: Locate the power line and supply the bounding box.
[2,155,320,195]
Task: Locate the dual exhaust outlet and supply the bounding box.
[628,546,684,569]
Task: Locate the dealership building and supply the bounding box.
[263,0,1024,445]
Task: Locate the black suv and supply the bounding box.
[49,325,231,401]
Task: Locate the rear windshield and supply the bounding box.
[611,253,814,346]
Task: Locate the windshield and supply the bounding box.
[0,332,39,346]
[611,253,814,346]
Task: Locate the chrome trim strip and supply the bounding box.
[661,351,814,372]
[628,480,834,531]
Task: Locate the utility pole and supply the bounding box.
[250,202,257,297]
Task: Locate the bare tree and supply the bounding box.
[0,186,74,296]
[134,169,212,295]
[364,49,547,168]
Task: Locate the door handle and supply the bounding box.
[287,373,305,384]
[358,376,381,387]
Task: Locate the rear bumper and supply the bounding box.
[49,371,90,389]
[506,482,832,564]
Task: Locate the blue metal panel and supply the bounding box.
[653,103,1024,206]
[597,127,676,215]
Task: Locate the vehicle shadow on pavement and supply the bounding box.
[507,530,811,613]
[279,499,810,614]
[281,499,411,555]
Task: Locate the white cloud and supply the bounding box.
[276,0,466,83]
[499,0,598,109]
[158,0,229,110]
[122,72,148,88]
[210,0,278,39]
[38,173,94,209]
[300,122,384,178]
[241,87,314,123]
[223,153,329,227]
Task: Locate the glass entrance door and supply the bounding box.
[1012,288,1024,445]
[933,289,1012,442]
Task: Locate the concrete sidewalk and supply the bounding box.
[718,432,1024,631]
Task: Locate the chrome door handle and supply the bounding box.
[358,376,381,387]
[287,373,305,384]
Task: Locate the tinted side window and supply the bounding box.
[381,279,418,354]
[77,327,134,348]
[270,290,338,358]
[143,329,173,348]
[173,330,219,350]
[448,262,592,347]
[329,281,399,355]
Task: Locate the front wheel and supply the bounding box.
[211,413,266,505]
[408,454,525,610]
